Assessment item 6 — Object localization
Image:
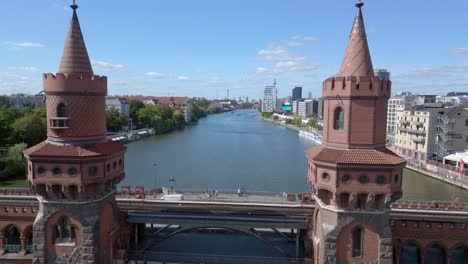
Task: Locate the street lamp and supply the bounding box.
[153,163,157,198]
[169,176,175,194]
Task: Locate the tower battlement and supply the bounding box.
[43,73,107,94]
[322,76,391,98]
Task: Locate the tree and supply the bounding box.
[4,143,27,177]
[0,107,22,146]
[307,119,323,130]
[240,102,254,109]
[285,119,292,124]
[129,100,145,125]
[10,106,46,146]
[273,115,279,121]
[106,108,128,132]
[291,118,302,126]
[173,109,186,129]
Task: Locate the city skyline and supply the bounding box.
[1,0,468,99]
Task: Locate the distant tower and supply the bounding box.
[24,2,125,263]
[306,2,405,263]
[227,89,229,100]
[308,91,312,99]
[292,86,303,101]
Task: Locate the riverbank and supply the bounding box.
[405,165,468,191]
[258,115,301,132]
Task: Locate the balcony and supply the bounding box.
[49,117,69,129]
[409,129,426,135]
[411,136,425,143]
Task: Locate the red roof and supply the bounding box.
[306,145,405,166]
[122,96,188,105]
[24,140,125,158]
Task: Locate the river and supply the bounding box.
[122,109,468,202]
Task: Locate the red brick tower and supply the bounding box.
[306,1,406,263]
[23,1,125,263]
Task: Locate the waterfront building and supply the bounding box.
[262,81,277,113]
[435,106,468,160]
[394,104,468,164]
[297,100,313,118]
[106,97,130,119]
[292,86,302,102]
[394,105,445,164]
[305,2,406,263]
[292,100,299,116]
[22,2,126,262]
[387,96,408,144]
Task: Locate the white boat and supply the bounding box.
[299,130,323,144]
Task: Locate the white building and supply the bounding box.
[297,100,313,118]
[262,82,277,113]
[387,97,407,140]
[106,97,130,119]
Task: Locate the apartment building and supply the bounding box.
[435,106,468,160]
[394,106,445,165]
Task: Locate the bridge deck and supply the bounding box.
[127,211,309,229]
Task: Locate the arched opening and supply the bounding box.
[400,243,421,264]
[4,226,21,253]
[54,216,76,245]
[451,246,468,264]
[351,227,362,258]
[334,107,344,130]
[424,244,446,264]
[56,103,68,117]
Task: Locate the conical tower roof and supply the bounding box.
[58,1,93,75]
[337,1,374,78]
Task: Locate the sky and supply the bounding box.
[1,0,468,100]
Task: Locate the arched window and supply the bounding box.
[5,226,21,253]
[54,216,76,244]
[334,107,344,130]
[424,244,446,264]
[401,243,421,264]
[352,227,362,258]
[56,103,68,117]
[451,246,468,264]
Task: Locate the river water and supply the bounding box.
[122,109,468,202]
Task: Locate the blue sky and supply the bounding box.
[1,0,468,100]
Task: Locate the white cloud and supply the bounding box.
[291,35,318,41]
[7,66,40,72]
[193,68,202,74]
[5,42,45,48]
[287,41,304,47]
[258,45,305,62]
[256,67,269,74]
[177,76,191,81]
[452,48,468,54]
[145,71,165,78]
[92,60,124,72]
[394,65,468,79]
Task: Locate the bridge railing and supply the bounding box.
[124,251,311,264]
[391,199,467,211]
[0,188,34,196]
[116,187,315,204]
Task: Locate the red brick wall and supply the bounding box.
[336,221,379,263]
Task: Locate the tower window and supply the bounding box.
[334,107,344,130]
[56,103,69,117]
[352,227,363,258]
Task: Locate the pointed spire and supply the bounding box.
[58,1,93,75]
[337,1,374,78]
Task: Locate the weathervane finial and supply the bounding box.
[71,0,78,10]
[356,0,364,8]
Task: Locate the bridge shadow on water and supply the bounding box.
[128,227,310,264]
